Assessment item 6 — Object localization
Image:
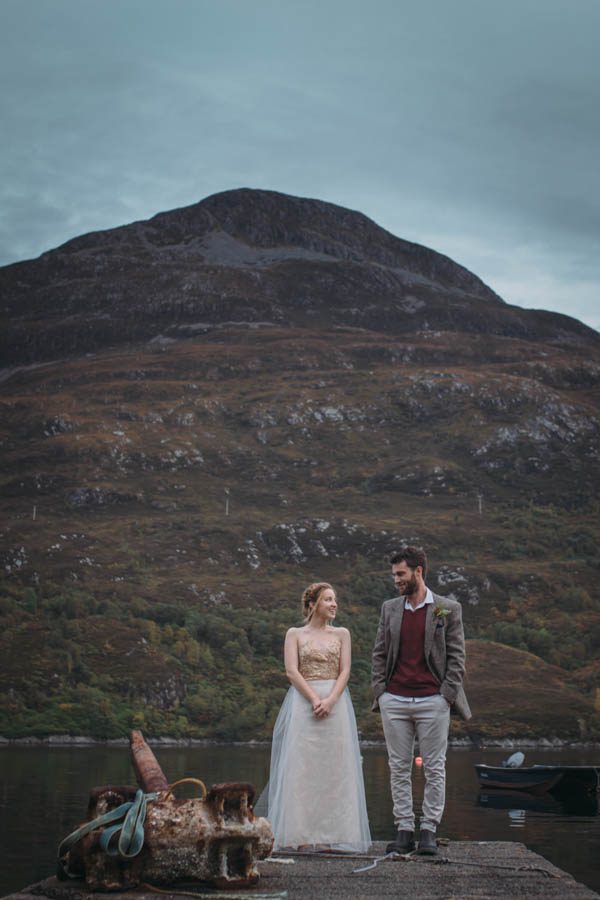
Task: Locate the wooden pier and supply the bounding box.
[4,841,598,899]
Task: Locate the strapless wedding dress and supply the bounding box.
[256,635,371,852]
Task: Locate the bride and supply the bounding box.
[257,582,371,852]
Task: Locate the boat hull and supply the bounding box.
[475,764,600,796]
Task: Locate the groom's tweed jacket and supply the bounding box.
[371,592,472,721]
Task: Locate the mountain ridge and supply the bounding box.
[1,188,596,367]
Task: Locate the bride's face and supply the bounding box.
[314,588,337,621]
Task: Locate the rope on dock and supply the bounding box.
[430,858,564,879]
[352,851,404,872]
[142,883,288,899]
[354,853,564,879]
[265,849,386,861]
[262,847,565,880]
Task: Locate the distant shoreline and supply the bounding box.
[1,735,599,749]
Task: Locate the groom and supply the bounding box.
[371,546,471,855]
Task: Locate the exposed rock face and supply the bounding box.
[1,188,597,365]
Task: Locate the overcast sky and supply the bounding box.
[1,0,598,329]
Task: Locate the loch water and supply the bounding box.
[0,745,598,897]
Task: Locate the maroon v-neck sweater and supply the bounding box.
[387,605,440,697]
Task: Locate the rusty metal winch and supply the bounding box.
[58,730,274,890]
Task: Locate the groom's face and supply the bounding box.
[392,561,420,596]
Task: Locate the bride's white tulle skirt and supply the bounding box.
[256,680,371,852]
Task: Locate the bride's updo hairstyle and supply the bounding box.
[302,582,334,622]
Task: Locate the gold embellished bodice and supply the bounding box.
[298,637,341,680]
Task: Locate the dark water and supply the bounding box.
[0,744,598,896]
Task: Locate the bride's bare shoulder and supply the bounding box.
[285,626,306,637]
[330,625,350,637]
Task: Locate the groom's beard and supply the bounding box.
[398,574,418,595]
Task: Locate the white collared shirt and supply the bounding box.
[404,586,434,612]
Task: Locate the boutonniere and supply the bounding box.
[433,605,451,620]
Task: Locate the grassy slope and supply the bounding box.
[1,327,599,740]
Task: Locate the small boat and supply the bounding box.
[475,758,600,797]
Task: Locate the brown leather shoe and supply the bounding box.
[417,829,438,855]
[386,829,415,853]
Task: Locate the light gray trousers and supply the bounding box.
[379,691,450,833]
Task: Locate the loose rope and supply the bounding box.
[352,851,563,879]
[264,848,564,880]
[266,849,382,861]
[352,850,410,872]
[428,857,563,879]
[142,884,287,899]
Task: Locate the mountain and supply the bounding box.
[0,189,599,743]
[1,188,597,365]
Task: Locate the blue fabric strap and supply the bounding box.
[58,790,157,876]
[99,790,154,858]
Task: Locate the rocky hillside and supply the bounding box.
[1,189,599,742]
